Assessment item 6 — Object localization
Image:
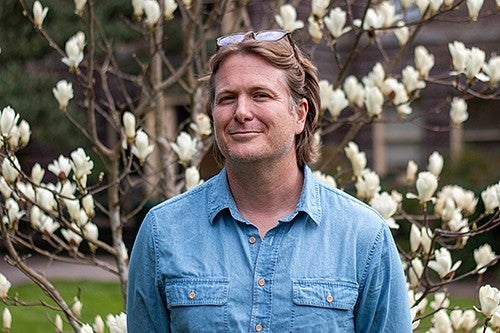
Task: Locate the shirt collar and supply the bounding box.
[207,165,322,225]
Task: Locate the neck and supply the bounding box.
[225,157,304,237]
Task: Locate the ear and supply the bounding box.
[294,98,308,135]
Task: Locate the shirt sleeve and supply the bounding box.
[354,224,413,332]
[127,211,171,333]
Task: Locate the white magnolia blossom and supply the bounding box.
[402,65,426,93]
[17,119,31,148]
[52,80,74,111]
[65,198,80,221]
[382,77,409,106]
[370,192,399,229]
[328,88,349,119]
[483,55,500,87]
[465,47,486,81]
[410,224,433,254]
[430,292,450,310]
[415,0,430,14]
[0,273,11,299]
[2,308,11,331]
[132,130,154,164]
[275,4,304,33]
[477,285,500,318]
[430,309,453,332]
[30,163,45,185]
[435,185,478,215]
[414,45,435,78]
[363,63,385,88]
[164,0,178,20]
[313,170,337,188]
[412,171,438,203]
[83,222,99,251]
[307,16,323,43]
[94,315,105,333]
[343,76,365,108]
[37,187,57,212]
[3,197,25,227]
[62,224,83,248]
[481,184,499,213]
[354,7,383,30]
[427,151,444,177]
[80,324,93,333]
[39,215,60,235]
[466,0,484,21]
[1,156,21,184]
[185,166,204,190]
[71,148,94,180]
[377,2,398,27]
[0,176,12,199]
[461,309,479,331]
[181,0,192,10]
[355,169,381,201]
[82,194,95,218]
[449,97,468,127]
[364,86,384,117]
[74,0,87,16]
[429,0,444,14]
[33,1,49,29]
[132,0,145,18]
[122,111,136,142]
[189,113,212,138]
[170,131,198,166]
[428,247,462,279]
[449,41,469,73]
[491,310,500,330]
[408,258,424,288]
[450,309,464,331]
[0,106,20,140]
[144,0,161,27]
[311,0,330,19]
[394,21,409,46]
[324,7,351,39]
[62,33,85,71]
[344,142,367,178]
[48,155,72,180]
[406,160,418,185]
[72,297,83,318]
[474,243,496,274]
[107,312,127,333]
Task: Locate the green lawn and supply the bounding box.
[0,280,124,333]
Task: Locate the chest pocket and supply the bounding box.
[165,278,229,333]
[291,279,358,333]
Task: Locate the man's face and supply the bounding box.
[212,53,307,166]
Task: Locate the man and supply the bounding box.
[127,30,412,332]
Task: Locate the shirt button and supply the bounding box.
[326,294,334,303]
[188,290,196,299]
[249,236,257,244]
[257,278,266,287]
[255,323,263,332]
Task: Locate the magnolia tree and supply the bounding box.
[0,0,499,332]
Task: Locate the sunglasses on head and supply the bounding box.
[216,30,290,49]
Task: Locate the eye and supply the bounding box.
[216,94,235,105]
[253,91,272,100]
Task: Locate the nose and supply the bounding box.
[233,96,254,123]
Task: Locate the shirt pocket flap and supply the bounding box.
[165,278,229,307]
[292,279,358,310]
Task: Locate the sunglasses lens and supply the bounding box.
[254,30,288,42]
[216,33,246,47]
[216,30,289,48]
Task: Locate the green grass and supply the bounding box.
[0,280,124,333]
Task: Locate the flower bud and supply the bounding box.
[33,1,49,29]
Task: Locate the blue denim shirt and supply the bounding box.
[127,166,412,332]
